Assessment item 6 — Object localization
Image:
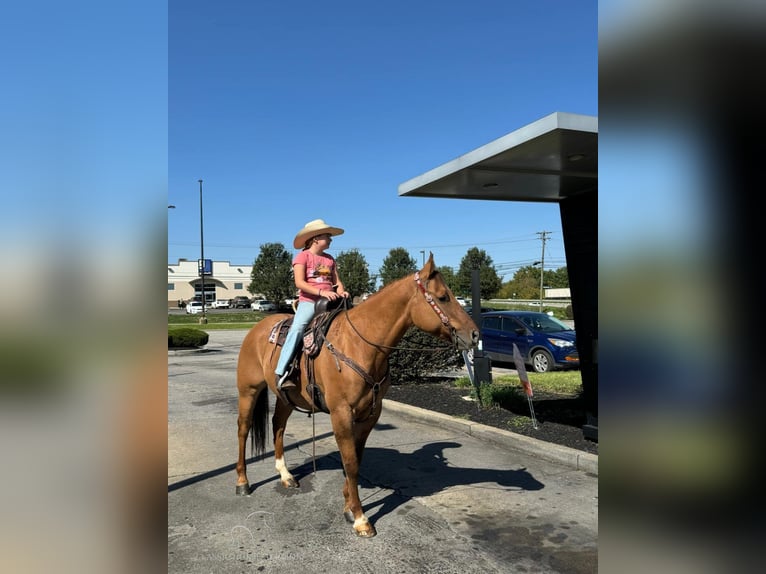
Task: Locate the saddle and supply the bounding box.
[268,296,350,413]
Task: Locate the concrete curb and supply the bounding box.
[383,400,598,475]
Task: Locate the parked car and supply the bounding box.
[212,299,230,309]
[465,306,495,315]
[230,296,251,309]
[251,299,277,312]
[455,296,468,307]
[185,301,204,314]
[477,310,579,373]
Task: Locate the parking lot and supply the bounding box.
[169,329,598,573]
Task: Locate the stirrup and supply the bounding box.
[277,372,296,390]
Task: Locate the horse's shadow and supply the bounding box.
[283,436,544,528]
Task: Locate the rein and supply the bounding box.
[340,271,459,353]
[306,271,460,422]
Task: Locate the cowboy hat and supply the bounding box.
[293,218,345,249]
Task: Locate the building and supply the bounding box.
[544,287,571,299]
[167,259,254,307]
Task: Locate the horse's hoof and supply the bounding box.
[355,526,377,538]
[282,477,299,489]
[235,484,250,496]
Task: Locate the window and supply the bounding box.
[503,317,523,333]
[482,316,501,331]
[168,283,175,291]
[234,282,243,289]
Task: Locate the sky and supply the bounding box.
[168,0,597,281]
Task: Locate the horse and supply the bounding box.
[234,253,479,537]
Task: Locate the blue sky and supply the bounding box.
[168,0,597,281]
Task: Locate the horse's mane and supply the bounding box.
[359,264,441,304]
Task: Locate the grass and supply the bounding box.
[454,370,582,396]
[455,369,583,411]
[168,311,272,330]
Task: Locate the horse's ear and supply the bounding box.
[423,252,437,278]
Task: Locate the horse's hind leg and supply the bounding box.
[235,383,268,495]
[272,397,299,488]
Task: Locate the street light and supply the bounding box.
[419,250,425,266]
[198,179,207,325]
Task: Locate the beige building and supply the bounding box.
[167,259,254,307]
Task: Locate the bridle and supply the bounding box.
[413,271,459,347]
[413,271,451,326]
[319,271,461,419]
[339,271,460,352]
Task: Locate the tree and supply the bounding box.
[335,249,374,298]
[379,247,417,286]
[248,243,294,304]
[548,266,569,288]
[455,248,502,299]
[498,265,569,299]
[497,265,540,299]
[437,265,457,293]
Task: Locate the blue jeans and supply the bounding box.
[275,301,316,376]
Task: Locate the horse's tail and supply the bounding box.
[250,389,269,459]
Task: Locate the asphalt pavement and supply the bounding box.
[169,329,598,574]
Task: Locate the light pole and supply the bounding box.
[419,250,425,266]
[198,179,207,324]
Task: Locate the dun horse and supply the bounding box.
[235,254,479,537]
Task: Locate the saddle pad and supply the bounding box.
[268,318,293,346]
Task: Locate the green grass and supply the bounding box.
[455,370,582,397]
[168,311,271,330]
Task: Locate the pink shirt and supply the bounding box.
[294,250,336,303]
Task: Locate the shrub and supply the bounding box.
[388,327,464,383]
[168,327,209,348]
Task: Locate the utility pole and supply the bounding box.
[199,179,207,325]
[537,231,550,311]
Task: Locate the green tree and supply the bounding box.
[498,265,540,299]
[455,248,502,299]
[549,266,569,288]
[248,243,294,304]
[335,249,374,298]
[498,265,569,299]
[379,247,417,286]
[437,265,457,293]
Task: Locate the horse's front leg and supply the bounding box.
[332,408,379,538]
[272,396,299,488]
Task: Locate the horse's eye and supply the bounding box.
[437,295,449,303]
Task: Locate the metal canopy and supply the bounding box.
[398,112,597,202]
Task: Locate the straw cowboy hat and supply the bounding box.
[293,218,345,249]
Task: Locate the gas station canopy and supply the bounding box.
[398,112,597,202]
[397,111,599,439]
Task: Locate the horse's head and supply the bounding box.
[411,253,480,351]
